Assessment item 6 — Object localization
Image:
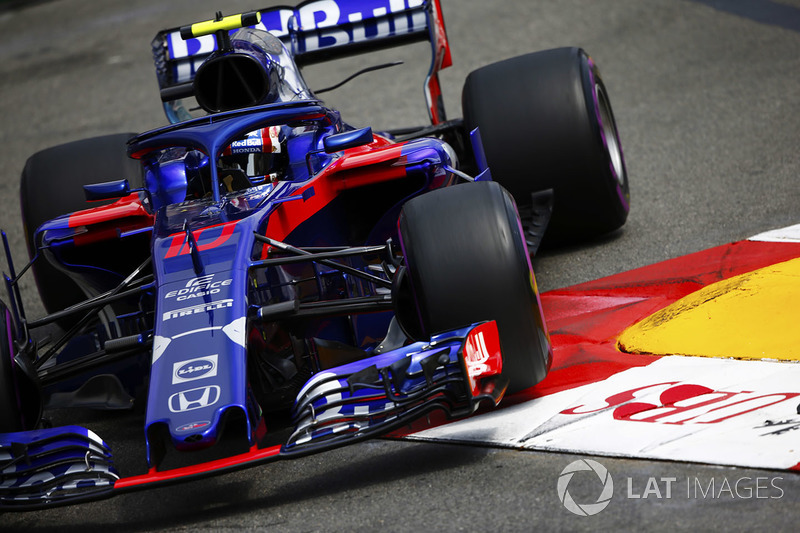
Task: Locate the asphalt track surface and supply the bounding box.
[1,0,799,531]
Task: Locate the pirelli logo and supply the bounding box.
[163,299,233,321]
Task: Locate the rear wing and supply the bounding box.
[152,0,452,124]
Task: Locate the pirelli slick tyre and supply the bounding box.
[397,181,551,393]
[463,47,629,243]
[20,133,142,316]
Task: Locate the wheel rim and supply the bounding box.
[595,82,625,187]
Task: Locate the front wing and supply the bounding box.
[0,321,505,510]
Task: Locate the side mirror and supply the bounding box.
[323,127,374,153]
[84,179,131,201]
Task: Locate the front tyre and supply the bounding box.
[397,182,551,393]
[0,301,40,432]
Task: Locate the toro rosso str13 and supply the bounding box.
[0,0,629,509]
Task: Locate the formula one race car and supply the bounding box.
[0,0,628,509]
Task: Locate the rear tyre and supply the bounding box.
[20,133,142,315]
[398,182,551,393]
[462,47,629,243]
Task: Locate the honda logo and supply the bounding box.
[169,385,221,412]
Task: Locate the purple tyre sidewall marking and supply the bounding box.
[586,56,629,213]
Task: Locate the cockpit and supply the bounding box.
[143,29,322,209]
[142,124,290,208]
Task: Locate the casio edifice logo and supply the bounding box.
[165,274,232,301]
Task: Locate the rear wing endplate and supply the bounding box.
[152,0,452,124]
